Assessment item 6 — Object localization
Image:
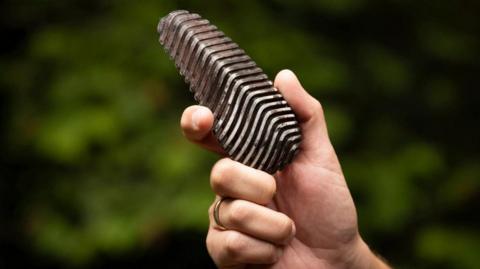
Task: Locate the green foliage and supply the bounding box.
[1,0,479,268]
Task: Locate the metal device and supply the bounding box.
[157,10,302,174]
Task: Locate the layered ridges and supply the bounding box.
[158,10,302,173]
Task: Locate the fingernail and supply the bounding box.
[289,222,296,242]
[275,248,284,260]
[192,108,205,131]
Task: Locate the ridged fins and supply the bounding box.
[158,10,302,173]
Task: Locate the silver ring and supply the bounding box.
[213,197,227,230]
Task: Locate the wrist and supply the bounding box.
[340,234,391,269]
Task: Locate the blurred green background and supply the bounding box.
[1,0,479,268]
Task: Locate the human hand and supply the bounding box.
[180,70,390,269]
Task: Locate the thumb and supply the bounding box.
[274,69,341,173]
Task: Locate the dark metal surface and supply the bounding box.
[157,10,302,174]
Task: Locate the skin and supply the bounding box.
[180,70,391,269]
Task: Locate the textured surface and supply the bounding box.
[157,10,302,173]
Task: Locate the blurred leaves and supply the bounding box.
[1,0,479,268]
[418,23,479,63]
[416,226,480,269]
[360,44,412,95]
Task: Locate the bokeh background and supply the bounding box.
[1,0,479,268]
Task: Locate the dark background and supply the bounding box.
[1,0,479,268]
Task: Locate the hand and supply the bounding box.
[180,70,390,269]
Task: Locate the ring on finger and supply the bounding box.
[213,197,228,230]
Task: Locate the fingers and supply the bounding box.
[206,158,295,267]
[210,158,276,205]
[180,105,225,154]
[207,229,282,267]
[215,199,295,245]
[181,70,333,163]
[274,70,339,169]
[207,198,287,267]
[209,159,295,244]
[274,69,321,124]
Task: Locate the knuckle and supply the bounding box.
[227,200,250,227]
[206,230,218,260]
[312,99,323,113]
[206,230,224,266]
[312,100,324,118]
[276,215,294,242]
[210,159,233,192]
[205,230,214,250]
[224,232,246,260]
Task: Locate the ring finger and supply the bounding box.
[212,198,295,245]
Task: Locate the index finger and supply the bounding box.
[180,105,225,155]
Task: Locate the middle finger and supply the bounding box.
[210,158,276,205]
[215,199,295,245]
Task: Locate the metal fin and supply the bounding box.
[157,10,302,174]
